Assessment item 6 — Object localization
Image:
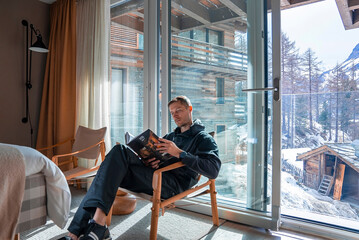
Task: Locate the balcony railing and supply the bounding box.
[171,35,247,73]
[110,29,248,76]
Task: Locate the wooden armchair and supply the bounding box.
[106,133,219,240]
[37,126,107,184]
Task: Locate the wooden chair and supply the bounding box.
[37,125,107,184]
[106,132,219,240]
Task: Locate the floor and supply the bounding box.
[20,187,332,240]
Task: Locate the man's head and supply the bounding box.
[168,96,193,128]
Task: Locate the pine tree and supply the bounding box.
[318,100,330,137]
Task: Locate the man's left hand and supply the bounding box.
[156,138,183,158]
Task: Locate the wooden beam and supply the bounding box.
[172,0,211,25]
[213,23,235,32]
[217,0,247,19]
[281,0,291,6]
[297,146,329,160]
[348,0,359,10]
[268,0,324,10]
[354,9,359,25]
[112,15,144,33]
[111,0,144,17]
[333,163,345,200]
[180,9,244,32]
[336,0,357,30]
[171,15,181,32]
[131,11,144,18]
[209,7,239,23]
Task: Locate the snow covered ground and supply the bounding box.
[281,148,310,170]
[215,150,359,230]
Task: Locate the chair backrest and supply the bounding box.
[72,126,107,159]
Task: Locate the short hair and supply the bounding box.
[168,96,192,108]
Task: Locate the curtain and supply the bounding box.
[76,0,111,152]
[36,0,77,161]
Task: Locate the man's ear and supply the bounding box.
[189,106,193,111]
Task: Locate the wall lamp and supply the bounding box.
[22,19,48,146]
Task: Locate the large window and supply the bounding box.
[216,78,225,104]
[109,1,145,145]
[280,0,359,232]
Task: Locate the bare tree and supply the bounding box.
[302,48,321,130]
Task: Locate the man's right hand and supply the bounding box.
[143,157,160,169]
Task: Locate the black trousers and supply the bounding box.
[67,144,181,236]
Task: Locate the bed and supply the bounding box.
[15,173,47,234]
[0,143,71,239]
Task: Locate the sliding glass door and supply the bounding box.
[163,0,282,230]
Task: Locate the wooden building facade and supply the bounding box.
[109,1,249,163]
[297,144,359,201]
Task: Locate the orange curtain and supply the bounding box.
[36,0,76,160]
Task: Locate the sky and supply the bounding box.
[280,0,359,71]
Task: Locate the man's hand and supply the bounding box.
[156,138,183,158]
[143,157,160,169]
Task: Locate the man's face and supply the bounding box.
[169,102,192,127]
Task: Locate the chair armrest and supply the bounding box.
[152,162,185,191]
[154,162,185,174]
[52,139,105,166]
[37,138,73,151]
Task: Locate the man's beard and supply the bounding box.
[179,120,192,128]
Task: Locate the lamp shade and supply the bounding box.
[29,35,48,53]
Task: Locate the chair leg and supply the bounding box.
[14,233,20,240]
[150,194,161,240]
[106,205,113,226]
[209,180,219,226]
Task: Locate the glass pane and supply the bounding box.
[280,0,359,231]
[110,1,145,146]
[169,0,271,213]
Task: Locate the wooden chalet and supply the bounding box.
[297,144,359,202]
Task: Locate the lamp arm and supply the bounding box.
[30,24,37,36]
[21,20,29,124]
[30,24,42,39]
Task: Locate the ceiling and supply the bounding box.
[39,0,359,31]
[335,0,359,30]
[110,0,359,33]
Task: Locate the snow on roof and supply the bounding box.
[297,143,359,173]
[324,143,359,172]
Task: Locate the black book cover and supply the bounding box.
[125,129,172,163]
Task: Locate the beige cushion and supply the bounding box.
[72,126,107,159]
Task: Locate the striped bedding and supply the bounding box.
[15,173,47,233]
[0,143,71,235]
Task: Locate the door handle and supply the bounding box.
[242,78,280,101]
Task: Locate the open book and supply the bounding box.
[125,129,173,163]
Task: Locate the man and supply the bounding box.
[62,96,221,240]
